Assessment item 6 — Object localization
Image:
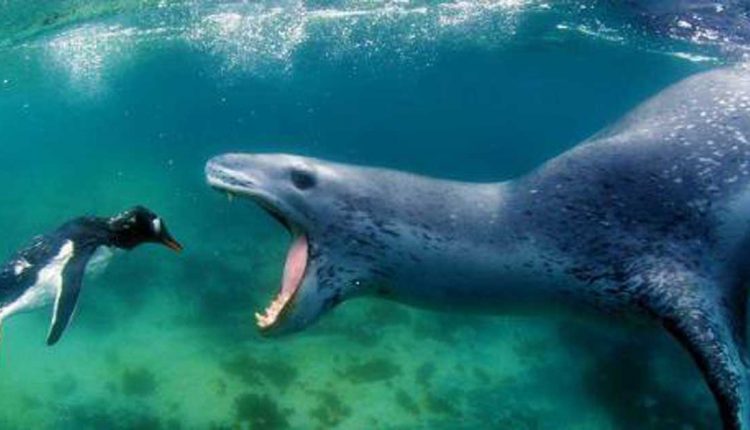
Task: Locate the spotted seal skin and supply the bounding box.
[207,65,750,430]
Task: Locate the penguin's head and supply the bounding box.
[108,206,183,252]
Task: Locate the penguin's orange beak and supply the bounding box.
[161,237,183,253]
[157,227,183,253]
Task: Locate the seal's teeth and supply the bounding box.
[227,192,235,202]
[256,291,295,329]
[255,312,271,328]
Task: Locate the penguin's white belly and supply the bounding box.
[0,241,75,321]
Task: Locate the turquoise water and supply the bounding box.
[0,1,742,429]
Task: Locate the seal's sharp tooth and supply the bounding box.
[255,285,296,330]
[227,192,235,202]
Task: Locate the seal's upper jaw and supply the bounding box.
[205,153,325,334]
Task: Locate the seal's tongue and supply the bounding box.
[282,235,308,297]
[255,234,308,329]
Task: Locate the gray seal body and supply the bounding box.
[206,65,750,430]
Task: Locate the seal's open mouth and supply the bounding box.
[255,232,308,329]
[206,164,309,331]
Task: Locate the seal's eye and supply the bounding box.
[290,168,316,190]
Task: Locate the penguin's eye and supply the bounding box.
[290,168,316,190]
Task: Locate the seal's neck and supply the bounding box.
[371,179,565,313]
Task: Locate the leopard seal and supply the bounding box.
[206,64,750,430]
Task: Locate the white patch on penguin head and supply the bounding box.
[152,218,162,234]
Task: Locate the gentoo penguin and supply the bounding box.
[0,206,182,345]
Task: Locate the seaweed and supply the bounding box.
[234,393,290,430]
[127,414,163,430]
[165,418,182,430]
[221,353,298,391]
[20,395,42,410]
[395,389,420,416]
[464,386,545,430]
[62,406,120,429]
[58,404,164,430]
[425,393,461,417]
[121,367,158,397]
[339,358,401,384]
[309,390,351,427]
[472,366,491,384]
[340,323,383,347]
[415,362,435,387]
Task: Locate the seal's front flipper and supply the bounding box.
[641,268,749,430]
[46,247,94,346]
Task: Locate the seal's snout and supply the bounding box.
[206,153,248,170]
[205,154,240,181]
[205,154,259,193]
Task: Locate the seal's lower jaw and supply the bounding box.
[254,234,308,332]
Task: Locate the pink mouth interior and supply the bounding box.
[255,234,308,329]
[282,234,308,297]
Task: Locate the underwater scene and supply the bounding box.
[1,1,749,429]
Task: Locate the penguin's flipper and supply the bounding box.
[46,247,94,346]
[637,265,749,430]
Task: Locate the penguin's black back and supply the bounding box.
[0,216,111,307]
